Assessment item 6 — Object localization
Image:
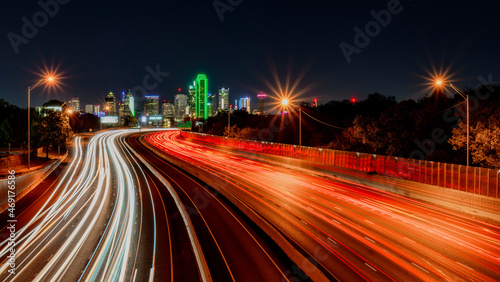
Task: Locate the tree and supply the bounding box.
[31,110,73,158]
[235,127,259,140]
[123,116,138,127]
[0,117,14,146]
[449,100,500,168]
[223,125,239,138]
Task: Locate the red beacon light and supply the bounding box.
[351,98,357,104]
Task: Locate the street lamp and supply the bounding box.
[28,76,56,169]
[436,80,469,166]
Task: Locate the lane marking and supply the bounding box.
[132,269,137,282]
[149,267,154,282]
[364,237,375,243]
[327,237,337,244]
[412,262,429,274]
[456,261,474,271]
[365,263,377,272]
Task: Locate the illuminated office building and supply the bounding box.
[105,92,116,115]
[175,94,188,121]
[123,89,135,116]
[218,87,229,111]
[69,97,80,112]
[188,85,196,116]
[239,97,251,114]
[162,100,175,118]
[144,95,160,115]
[194,74,208,119]
[85,104,94,114]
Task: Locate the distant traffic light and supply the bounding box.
[351,98,357,104]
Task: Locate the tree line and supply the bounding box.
[202,84,500,168]
[0,99,100,158]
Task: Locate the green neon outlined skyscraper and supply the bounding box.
[195,74,208,119]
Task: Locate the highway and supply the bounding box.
[0,130,201,281]
[128,133,303,282]
[145,130,500,281]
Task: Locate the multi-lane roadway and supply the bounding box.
[1,128,499,281]
[144,130,500,281]
[0,130,201,281]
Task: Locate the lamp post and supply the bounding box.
[28,77,54,169]
[281,98,302,146]
[299,107,301,147]
[435,80,469,166]
[449,83,469,167]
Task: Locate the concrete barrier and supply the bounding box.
[0,153,67,213]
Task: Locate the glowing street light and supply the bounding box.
[28,75,57,169]
[435,79,469,166]
[281,99,289,106]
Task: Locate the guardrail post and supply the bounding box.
[451,163,454,189]
[487,168,490,197]
[497,170,499,199]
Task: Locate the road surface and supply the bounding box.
[145,130,500,281]
[0,130,201,281]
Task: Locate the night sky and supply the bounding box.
[1,0,498,110]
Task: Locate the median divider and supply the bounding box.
[138,135,330,281]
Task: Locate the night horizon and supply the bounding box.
[1,1,500,281]
[1,0,499,108]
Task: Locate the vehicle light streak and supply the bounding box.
[0,129,175,281]
[145,130,500,281]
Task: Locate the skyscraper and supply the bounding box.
[257,91,267,114]
[144,95,160,115]
[239,97,251,114]
[105,92,116,115]
[207,93,214,116]
[69,97,80,112]
[85,104,94,114]
[162,100,175,118]
[174,94,188,121]
[195,74,208,119]
[218,87,229,112]
[94,105,100,116]
[123,89,135,116]
[188,85,196,116]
